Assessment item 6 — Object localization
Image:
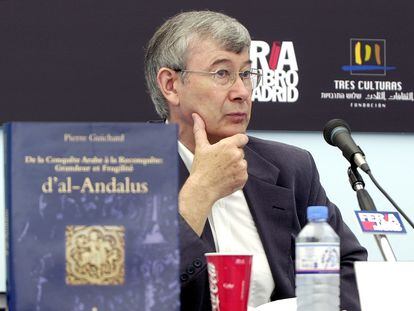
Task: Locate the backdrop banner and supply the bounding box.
[1,0,413,132]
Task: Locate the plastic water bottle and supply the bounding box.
[295,205,340,311]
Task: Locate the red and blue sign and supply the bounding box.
[355,211,406,234]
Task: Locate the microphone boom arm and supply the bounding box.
[348,166,397,262]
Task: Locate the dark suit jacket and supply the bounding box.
[179,136,368,311]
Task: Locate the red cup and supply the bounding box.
[205,253,253,311]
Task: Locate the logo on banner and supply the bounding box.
[355,211,406,234]
[250,41,299,103]
[342,39,396,75]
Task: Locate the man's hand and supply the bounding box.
[191,113,249,201]
[179,113,249,236]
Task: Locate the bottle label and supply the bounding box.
[296,242,340,274]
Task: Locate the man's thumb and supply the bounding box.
[192,113,209,148]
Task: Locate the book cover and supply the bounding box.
[4,122,179,311]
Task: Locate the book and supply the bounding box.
[4,122,180,311]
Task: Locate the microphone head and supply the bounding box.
[323,119,352,146]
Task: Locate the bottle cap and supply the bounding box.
[307,205,328,221]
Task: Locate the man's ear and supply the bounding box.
[156,67,180,106]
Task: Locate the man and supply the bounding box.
[145,10,367,310]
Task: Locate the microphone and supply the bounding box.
[323,119,370,173]
[325,118,414,230]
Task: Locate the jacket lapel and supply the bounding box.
[243,144,295,299]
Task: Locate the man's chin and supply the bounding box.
[208,127,248,142]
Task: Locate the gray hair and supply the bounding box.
[144,11,251,119]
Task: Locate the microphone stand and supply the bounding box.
[348,165,397,262]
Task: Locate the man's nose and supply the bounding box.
[228,75,251,102]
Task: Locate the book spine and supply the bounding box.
[3,123,14,311]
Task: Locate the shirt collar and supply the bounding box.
[165,119,194,171]
[178,140,193,172]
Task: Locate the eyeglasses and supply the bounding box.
[174,68,262,90]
